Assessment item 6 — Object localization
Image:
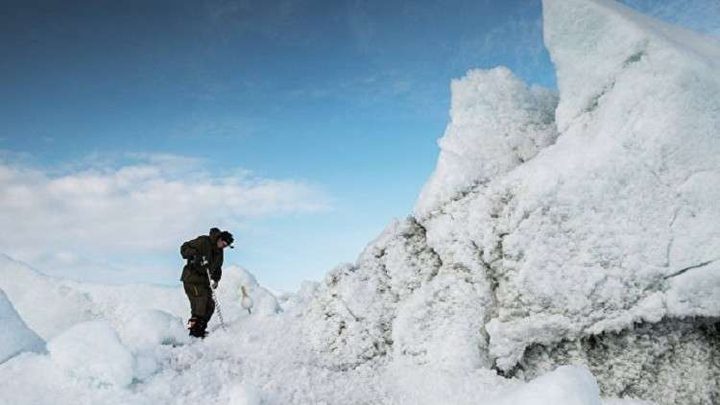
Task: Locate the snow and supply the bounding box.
[118,309,189,349]
[415,67,558,217]
[0,249,611,405]
[300,0,719,402]
[475,0,720,369]
[407,0,720,377]
[0,254,276,340]
[0,254,101,339]
[1,0,718,403]
[0,289,44,364]
[493,365,601,405]
[665,260,720,317]
[227,384,263,405]
[48,320,135,388]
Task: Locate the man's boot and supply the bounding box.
[187,317,204,338]
[188,318,208,338]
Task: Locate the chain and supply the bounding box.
[206,268,227,331]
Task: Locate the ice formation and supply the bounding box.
[0,289,44,363]
[306,0,719,403]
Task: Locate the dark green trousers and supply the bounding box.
[183,282,215,326]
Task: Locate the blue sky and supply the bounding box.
[1,0,718,291]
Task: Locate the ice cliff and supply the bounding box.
[303,0,720,403]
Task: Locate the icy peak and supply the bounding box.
[414,67,558,217]
[417,0,720,218]
[543,0,720,133]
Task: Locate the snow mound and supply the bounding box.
[0,254,193,340]
[48,320,135,387]
[117,309,188,350]
[0,254,97,339]
[492,365,601,405]
[0,289,44,364]
[218,265,281,318]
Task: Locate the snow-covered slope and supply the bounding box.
[0,254,278,341]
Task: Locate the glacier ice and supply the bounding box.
[0,289,44,364]
[305,0,720,403]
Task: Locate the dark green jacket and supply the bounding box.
[180,230,224,285]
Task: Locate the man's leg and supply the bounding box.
[183,282,210,337]
[192,289,215,337]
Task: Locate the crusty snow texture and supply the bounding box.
[415,67,558,216]
[308,0,720,403]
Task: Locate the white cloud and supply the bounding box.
[0,154,331,278]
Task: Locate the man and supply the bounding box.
[180,227,234,338]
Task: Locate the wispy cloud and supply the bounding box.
[0,153,331,278]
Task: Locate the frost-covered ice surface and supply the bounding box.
[0,289,44,363]
[1,0,719,403]
[415,67,558,216]
[305,0,719,402]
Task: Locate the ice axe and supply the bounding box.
[240,285,254,314]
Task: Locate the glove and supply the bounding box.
[211,280,219,290]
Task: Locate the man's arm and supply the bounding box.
[209,253,223,282]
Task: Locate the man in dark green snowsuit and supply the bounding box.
[180,227,234,337]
